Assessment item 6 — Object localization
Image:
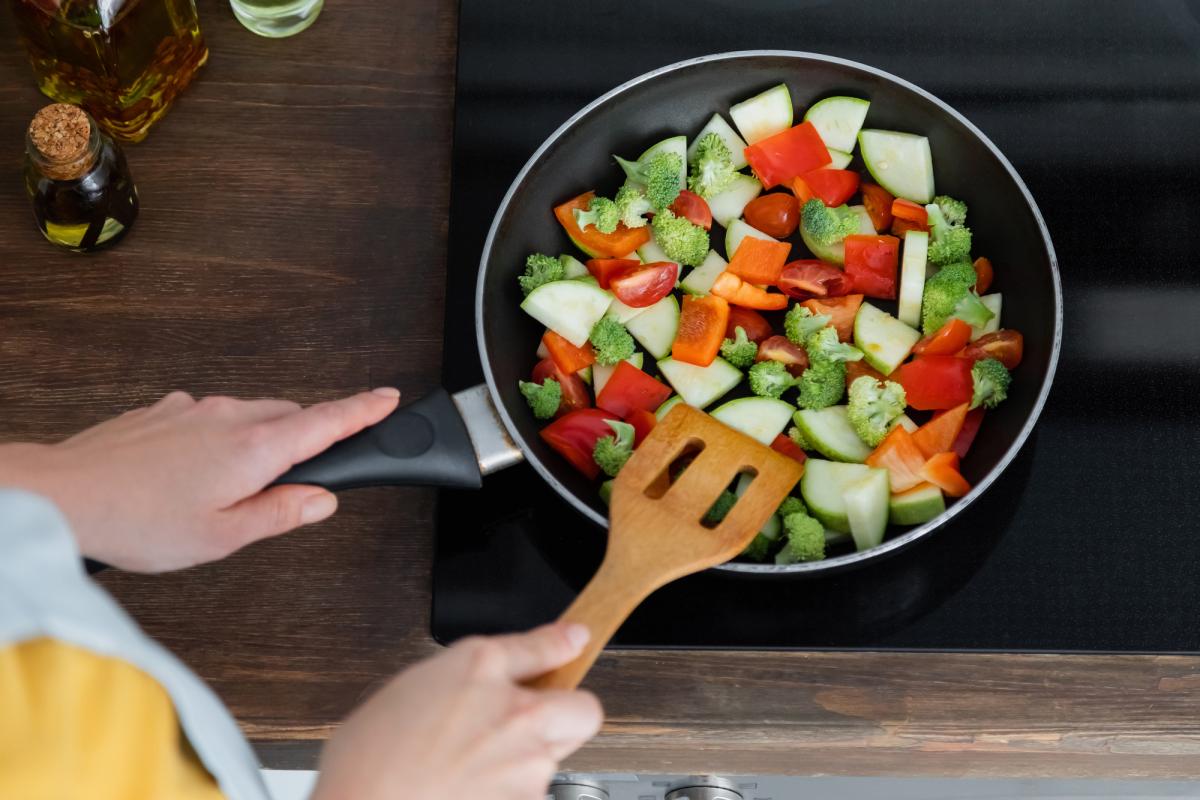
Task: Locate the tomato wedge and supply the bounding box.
[973,256,994,294]
[531,356,590,415]
[866,426,927,493]
[949,407,985,458]
[845,358,887,388]
[710,271,789,310]
[743,121,832,189]
[743,192,799,238]
[673,294,730,367]
[920,451,971,497]
[891,198,928,225]
[585,257,640,290]
[960,330,1024,370]
[540,407,620,479]
[860,182,894,232]
[725,306,773,344]
[891,216,929,237]
[596,360,672,419]
[756,335,809,377]
[777,260,852,300]
[801,294,863,342]
[770,433,808,466]
[554,191,650,257]
[912,402,969,459]
[610,261,678,308]
[542,330,595,374]
[892,355,974,410]
[726,236,792,284]
[800,168,860,207]
[842,234,899,300]
[625,407,656,447]
[669,189,713,231]
[914,318,972,357]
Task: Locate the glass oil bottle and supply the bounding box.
[25,104,139,252]
[9,0,208,143]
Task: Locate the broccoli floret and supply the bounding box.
[614,183,653,229]
[925,196,972,267]
[933,195,968,226]
[719,326,758,369]
[615,151,683,209]
[593,420,635,477]
[778,496,807,518]
[797,359,846,410]
[748,360,798,399]
[687,132,737,199]
[928,226,973,267]
[741,531,775,561]
[651,209,709,267]
[784,304,830,346]
[703,489,738,525]
[800,198,859,246]
[805,326,864,364]
[588,317,635,366]
[518,252,565,296]
[920,261,994,334]
[847,376,907,447]
[572,195,620,234]
[518,378,562,420]
[787,424,812,451]
[971,358,1011,410]
[774,511,826,564]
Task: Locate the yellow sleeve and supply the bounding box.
[0,637,226,800]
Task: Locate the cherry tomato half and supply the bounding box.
[610,261,678,308]
[669,189,713,231]
[742,192,800,238]
[860,182,894,233]
[540,407,620,479]
[973,256,995,294]
[959,329,1024,370]
[531,357,590,415]
[725,306,774,344]
[777,260,851,300]
[756,335,809,377]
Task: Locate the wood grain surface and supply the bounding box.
[2,0,1200,778]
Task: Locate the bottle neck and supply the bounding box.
[26,118,101,181]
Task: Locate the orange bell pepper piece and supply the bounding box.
[554,191,650,258]
[891,198,928,225]
[912,403,969,459]
[920,451,972,497]
[866,426,927,493]
[672,294,730,367]
[710,271,789,311]
[801,294,863,342]
[542,330,596,375]
[914,318,972,357]
[726,236,792,285]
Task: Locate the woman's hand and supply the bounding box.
[0,388,400,572]
[313,622,604,800]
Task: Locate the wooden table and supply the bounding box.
[3,0,1200,778]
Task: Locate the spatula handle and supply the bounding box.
[526,556,654,691]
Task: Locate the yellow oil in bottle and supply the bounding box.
[10,0,208,143]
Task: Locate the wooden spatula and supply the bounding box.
[528,403,805,690]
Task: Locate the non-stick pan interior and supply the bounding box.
[478,52,1060,573]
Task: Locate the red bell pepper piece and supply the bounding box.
[743,122,831,189]
[842,234,899,300]
[595,361,672,419]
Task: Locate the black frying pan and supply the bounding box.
[281,51,1063,575]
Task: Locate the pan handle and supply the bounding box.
[274,387,500,491]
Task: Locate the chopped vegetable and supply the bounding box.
[860,182,894,232]
[805,327,864,364]
[615,183,654,228]
[651,208,709,267]
[744,121,832,189]
[756,335,809,374]
[960,329,1023,370]
[787,425,811,451]
[912,402,969,458]
[518,378,562,420]
[615,150,683,209]
[518,252,565,296]
[573,195,620,234]
[778,496,807,518]
[554,191,650,258]
[743,192,800,238]
[719,326,758,369]
[585,257,639,289]
[775,511,825,564]
[847,375,907,447]
[797,359,846,410]
[973,255,994,294]
[595,361,672,418]
[920,261,994,334]
[920,451,971,497]
[726,306,773,343]
[542,330,596,374]
[532,357,589,415]
[914,317,972,357]
[778,259,852,301]
[866,425,927,493]
[892,355,974,410]
[669,189,713,230]
[770,433,808,463]
[593,419,636,477]
[687,132,737,199]
[710,271,789,310]
[970,357,1011,409]
[842,234,899,300]
[673,294,730,367]
[892,198,928,226]
[540,408,621,479]
[800,294,862,342]
[784,304,830,346]
[703,490,738,525]
[800,198,858,246]
[748,360,798,399]
[800,168,859,207]
[625,407,656,446]
[726,235,792,284]
[588,317,635,366]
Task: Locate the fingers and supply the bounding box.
[222,398,303,423]
[218,484,338,546]
[257,388,401,469]
[511,687,604,760]
[486,622,591,681]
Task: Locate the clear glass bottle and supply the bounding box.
[9,0,208,143]
[25,104,139,252]
[229,0,323,38]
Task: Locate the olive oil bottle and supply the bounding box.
[9,0,208,143]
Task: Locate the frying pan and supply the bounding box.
[281,51,1063,575]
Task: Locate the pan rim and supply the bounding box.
[475,49,1063,575]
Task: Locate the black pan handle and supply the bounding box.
[274,387,483,491]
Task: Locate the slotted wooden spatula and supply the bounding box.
[528,403,805,690]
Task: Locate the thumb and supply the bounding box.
[221,484,338,545]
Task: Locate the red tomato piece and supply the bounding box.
[595,361,672,419]
[669,189,713,231]
[959,329,1024,370]
[725,306,773,344]
[531,357,590,415]
[542,330,595,374]
[540,408,620,479]
[973,256,994,294]
[890,216,929,237]
[743,122,832,189]
[777,260,852,300]
[610,261,678,309]
[914,318,972,357]
[801,294,863,342]
[893,356,974,410]
[842,234,899,300]
[625,407,657,447]
[585,258,640,290]
[800,168,860,207]
[891,198,928,225]
[554,192,650,258]
[755,335,809,377]
[770,433,808,466]
[742,192,800,238]
[949,407,985,458]
[860,182,894,232]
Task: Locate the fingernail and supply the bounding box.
[300,492,338,524]
[371,386,401,398]
[564,623,590,650]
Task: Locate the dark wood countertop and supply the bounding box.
[3,0,1199,778]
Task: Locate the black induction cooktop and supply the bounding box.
[433,0,1200,652]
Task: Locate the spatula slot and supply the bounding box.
[642,438,706,500]
[698,467,760,529]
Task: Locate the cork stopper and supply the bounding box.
[28,104,96,180]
